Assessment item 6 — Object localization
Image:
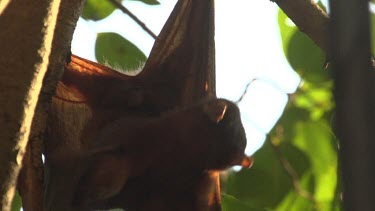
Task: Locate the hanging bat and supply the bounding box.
[72,97,251,210]
[43,0,252,210]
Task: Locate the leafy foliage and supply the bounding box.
[221,4,342,210]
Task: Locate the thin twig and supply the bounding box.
[107,0,157,39]
[235,79,255,104]
[236,76,295,104]
[268,139,318,206]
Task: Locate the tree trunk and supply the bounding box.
[330,0,375,210]
[0,0,61,210]
[17,1,85,210]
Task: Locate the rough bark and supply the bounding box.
[0,0,61,210]
[330,0,375,210]
[17,1,85,210]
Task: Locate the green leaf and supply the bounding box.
[287,31,328,83]
[82,0,116,21]
[278,9,296,54]
[272,107,338,208]
[292,119,337,202]
[95,32,147,71]
[225,142,311,209]
[271,106,310,141]
[11,191,22,211]
[293,81,334,120]
[128,0,160,5]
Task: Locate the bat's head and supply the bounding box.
[177,99,251,170]
[199,99,250,170]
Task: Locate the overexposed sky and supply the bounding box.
[72,0,301,155]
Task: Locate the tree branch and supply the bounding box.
[107,0,157,39]
[274,0,330,54]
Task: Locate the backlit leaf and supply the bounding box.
[95,32,147,71]
[292,119,337,202]
[82,0,116,21]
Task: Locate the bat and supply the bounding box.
[73,97,250,210]
[43,0,252,210]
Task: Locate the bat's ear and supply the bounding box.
[73,153,131,208]
[140,0,216,102]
